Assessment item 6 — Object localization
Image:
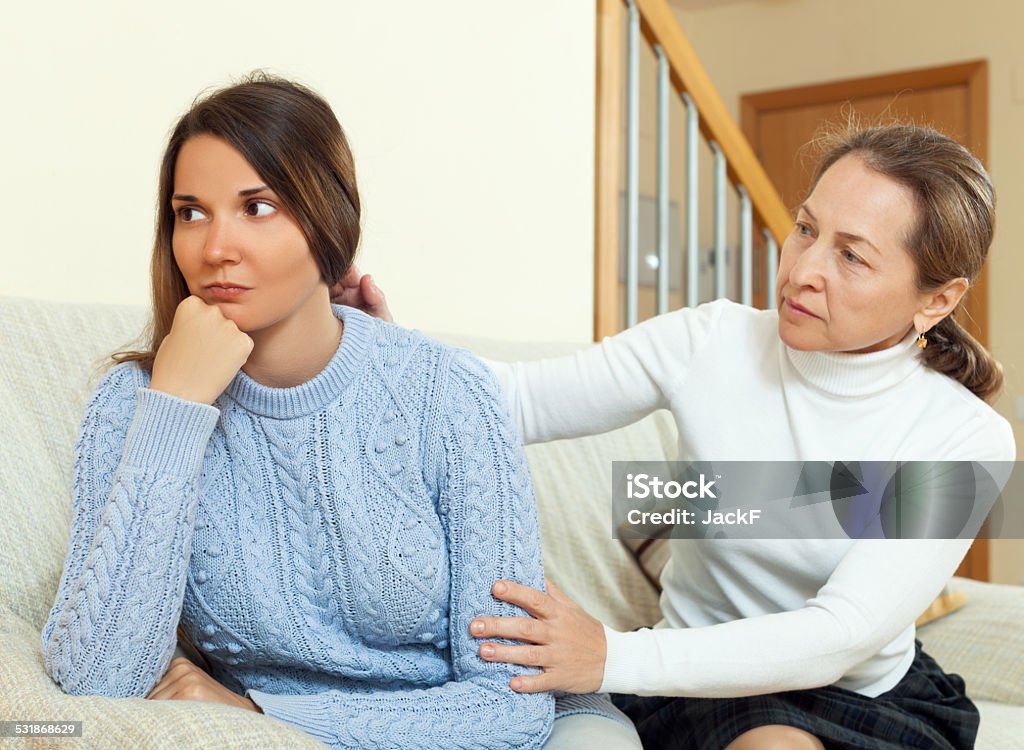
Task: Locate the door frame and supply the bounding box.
[740,60,992,581]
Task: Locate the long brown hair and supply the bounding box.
[809,124,1003,403]
[113,72,361,371]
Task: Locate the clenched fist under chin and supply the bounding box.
[150,295,254,405]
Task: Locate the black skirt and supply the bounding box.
[611,641,979,750]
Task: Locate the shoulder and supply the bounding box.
[704,298,778,340]
[641,298,775,342]
[627,300,776,372]
[338,306,500,409]
[916,368,1016,461]
[435,343,502,406]
[339,305,493,381]
[336,303,448,364]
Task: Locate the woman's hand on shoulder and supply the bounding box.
[329,264,393,322]
[147,657,262,712]
[470,577,607,694]
[150,296,254,405]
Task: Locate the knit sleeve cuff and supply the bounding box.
[245,689,336,745]
[599,625,665,695]
[120,388,219,478]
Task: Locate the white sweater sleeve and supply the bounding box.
[599,537,972,697]
[484,302,723,444]
[600,413,1016,698]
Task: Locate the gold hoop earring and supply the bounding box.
[916,331,928,349]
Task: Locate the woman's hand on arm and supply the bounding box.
[147,658,261,713]
[470,578,607,694]
[150,295,254,405]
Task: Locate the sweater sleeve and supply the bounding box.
[485,301,723,444]
[247,349,554,750]
[41,364,220,697]
[599,419,1017,698]
[599,536,972,697]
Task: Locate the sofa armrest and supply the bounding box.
[0,608,326,749]
[916,577,1024,706]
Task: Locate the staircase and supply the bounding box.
[595,0,792,338]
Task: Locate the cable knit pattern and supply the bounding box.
[41,305,568,749]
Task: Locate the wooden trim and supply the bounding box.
[741,60,988,113]
[594,0,623,341]
[631,0,792,244]
[740,98,769,310]
[962,63,990,578]
[964,62,990,348]
[960,539,990,582]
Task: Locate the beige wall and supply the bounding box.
[671,0,1023,583]
[0,0,595,343]
[3,0,1018,579]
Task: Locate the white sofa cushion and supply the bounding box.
[0,296,149,630]
[917,576,1024,705]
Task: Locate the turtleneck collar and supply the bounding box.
[783,328,922,398]
[223,304,374,419]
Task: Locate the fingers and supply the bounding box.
[491,580,554,619]
[328,264,363,305]
[330,281,361,308]
[475,580,608,695]
[360,275,394,323]
[360,274,384,305]
[327,280,347,303]
[470,615,548,643]
[478,641,547,668]
[509,673,553,694]
[147,681,178,701]
[326,266,394,322]
[339,264,362,287]
[330,286,363,307]
[146,658,193,700]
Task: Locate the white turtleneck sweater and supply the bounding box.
[488,299,1015,700]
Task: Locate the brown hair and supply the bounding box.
[112,72,361,371]
[809,124,1003,403]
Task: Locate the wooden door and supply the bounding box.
[741,61,991,581]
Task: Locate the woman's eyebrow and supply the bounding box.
[171,186,270,202]
[799,202,880,255]
[836,231,881,255]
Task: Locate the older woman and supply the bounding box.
[351,125,1015,750]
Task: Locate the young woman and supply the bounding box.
[40,74,621,749]
[350,125,1015,749]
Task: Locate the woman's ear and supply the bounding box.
[913,277,969,333]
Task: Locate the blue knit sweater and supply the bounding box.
[42,304,580,748]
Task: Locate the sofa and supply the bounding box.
[1,294,1021,749]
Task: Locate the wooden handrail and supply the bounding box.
[632,0,791,243]
[595,0,793,339]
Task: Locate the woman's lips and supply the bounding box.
[785,298,820,319]
[205,286,249,301]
